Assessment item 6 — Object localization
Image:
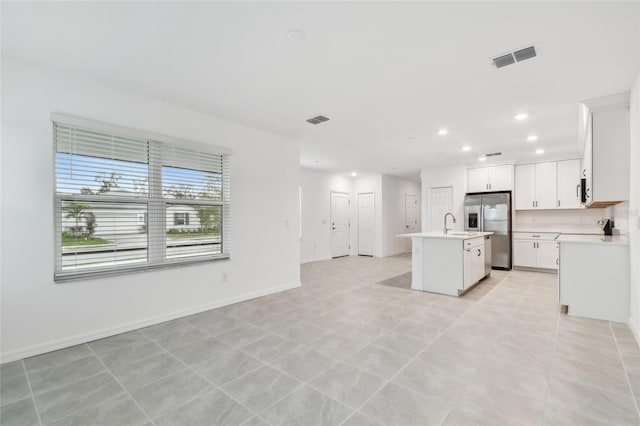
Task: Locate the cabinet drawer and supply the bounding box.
[513,232,559,241]
[464,237,484,248]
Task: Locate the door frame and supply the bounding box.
[330,190,350,258]
[357,192,375,256]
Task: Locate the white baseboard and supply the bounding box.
[300,256,331,264]
[629,317,640,347]
[0,281,301,364]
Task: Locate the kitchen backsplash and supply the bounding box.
[514,207,617,234]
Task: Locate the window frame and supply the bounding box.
[53,114,231,283]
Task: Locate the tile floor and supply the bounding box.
[1,254,639,425]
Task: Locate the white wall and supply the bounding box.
[628,72,640,341]
[300,168,351,263]
[381,175,421,257]
[0,59,301,362]
[421,165,467,232]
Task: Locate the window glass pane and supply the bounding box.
[60,201,148,270]
[162,166,222,201]
[166,204,222,259]
[56,153,148,196]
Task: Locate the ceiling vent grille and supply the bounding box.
[491,45,537,68]
[485,152,502,157]
[306,115,330,125]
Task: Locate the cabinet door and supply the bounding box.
[535,162,557,209]
[463,249,474,288]
[467,167,489,193]
[472,246,485,282]
[557,159,581,209]
[537,241,559,270]
[488,165,512,191]
[515,164,536,210]
[513,240,537,268]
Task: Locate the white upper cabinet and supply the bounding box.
[515,162,557,210]
[556,159,581,209]
[535,162,557,209]
[581,93,630,207]
[467,165,513,193]
[515,160,580,210]
[515,164,536,210]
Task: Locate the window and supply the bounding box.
[54,118,230,281]
[173,213,189,226]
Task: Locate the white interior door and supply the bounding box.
[429,186,453,232]
[331,191,350,258]
[405,193,418,231]
[358,192,374,256]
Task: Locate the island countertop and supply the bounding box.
[397,231,494,240]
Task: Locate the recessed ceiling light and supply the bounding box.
[515,113,528,121]
[478,156,487,161]
[527,135,538,141]
[462,146,471,151]
[351,172,357,177]
[438,129,448,135]
[536,148,545,154]
[287,29,306,42]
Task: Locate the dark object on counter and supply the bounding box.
[600,219,614,236]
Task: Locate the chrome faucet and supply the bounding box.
[444,212,456,234]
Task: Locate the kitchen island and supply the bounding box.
[558,234,630,322]
[398,231,493,296]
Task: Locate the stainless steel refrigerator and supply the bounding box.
[464,192,512,270]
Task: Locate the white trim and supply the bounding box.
[300,256,332,264]
[51,112,233,156]
[0,281,300,363]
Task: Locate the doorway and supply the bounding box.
[358,192,374,256]
[330,191,350,258]
[405,193,418,231]
[429,186,453,231]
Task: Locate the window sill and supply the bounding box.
[54,255,231,283]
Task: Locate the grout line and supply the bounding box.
[21,360,44,426]
[610,322,640,420]
[86,345,158,426]
[337,270,530,425]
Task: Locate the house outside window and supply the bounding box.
[173,212,190,226]
[54,116,230,282]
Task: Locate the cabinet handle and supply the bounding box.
[556,258,559,265]
[477,249,481,256]
[532,235,541,238]
[576,184,580,199]
[532,201,535,208]
[557,200,560,207]
[583,169,586,177]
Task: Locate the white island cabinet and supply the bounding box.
[398,231,493,296]
[558,234,630,322]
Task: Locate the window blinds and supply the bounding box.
[54,120,230,282]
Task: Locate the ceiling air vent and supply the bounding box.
[492,54,516,69]
[491,45,537,68]
[485,152,502,157]
[306,115,330,125]
[513,46,536,62]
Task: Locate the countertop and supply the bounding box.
[556,234,629,246]
[398,231,494,240]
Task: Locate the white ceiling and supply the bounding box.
[2,2,639,179]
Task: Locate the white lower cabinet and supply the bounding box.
[463,238,485,288]
[513,233,559,270]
